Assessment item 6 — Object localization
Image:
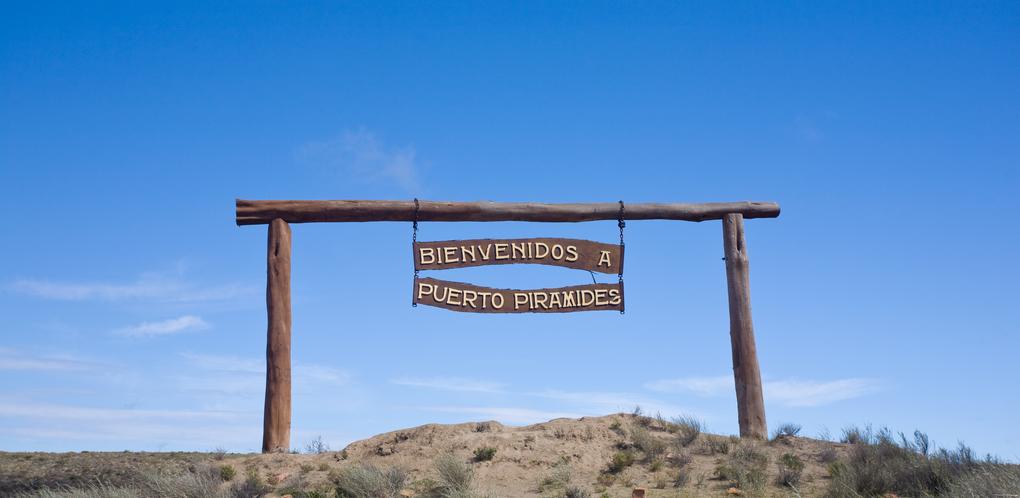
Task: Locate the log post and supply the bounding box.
[263,218,292,453]
[722,213,767,439]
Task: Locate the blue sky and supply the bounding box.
[1,2,1018,458]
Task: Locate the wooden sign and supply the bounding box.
[414,277,624,313]
[414,238,623,274]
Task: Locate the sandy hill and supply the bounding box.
[335,413,837,497]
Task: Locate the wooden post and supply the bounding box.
[722,213,767,439]
[263,218,292,453]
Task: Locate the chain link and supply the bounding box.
[618,200,625,314]
[412,198,420,307]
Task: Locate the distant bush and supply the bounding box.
[429,453,475,498]
[771,423,802,441]
[605,451,635,474]
[305,435,330,454]
[564,485,591,498]
[219,464,237,481]
[776,453,805,487]
[629,425,666,462]
[472,447,496,462]
[714,442,769,495]
[332,464,408,498]
[670,415,703,448]
[823,426,1004,498]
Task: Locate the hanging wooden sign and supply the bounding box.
[413,238,623,274]
[414,277,624,313]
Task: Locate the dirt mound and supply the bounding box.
[334,413,841,496]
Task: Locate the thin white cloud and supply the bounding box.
[8,272,256,303]
[418,406,583,425]
[0,350,98,371]
[0,401,237,421]
[644,375,881,407]
[644,376,734,396]
[178,353,352,392]
[298,129,421,193]
[391,376,506,393]
[766,379,880,407]
[114,315,209,338]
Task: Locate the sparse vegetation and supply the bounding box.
[771,423,802,441]
[714,442,769,495]
[823,425,1019,498]
[472,446,497,462]
[775,453,805,487]
[5,415,1019,498]
[332,463,408,498]
[605,450,635,474]
[629,424,667,462]
[671,414,704,448]
[427,453,478,498]
[305,435,331,454]
[564,485,591,498]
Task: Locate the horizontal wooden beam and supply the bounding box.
[236,199,780,225]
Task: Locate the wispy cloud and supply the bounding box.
[417,406,583,425]
[391,376,506,393]
[766,379,880,407]
[0,401,238,421]
[645,375,881,407]
[178,353,352,396]
[0,349,98,371]
[114,315,209,338]
[8,271,256,303]
[644,376,734,396]
[298,129,422,193]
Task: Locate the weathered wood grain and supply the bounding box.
[723,213,767,440]
[263,219,292,453]
[236,199,780,225]
[414,238,623,274]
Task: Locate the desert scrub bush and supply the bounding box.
[818,446,839,464]
[472,446,497,462]
[219,464,237,481]
[538,462,572,492]
[673,467,691,488]
[947,463,1020,497]
[608,419,624,436]
[629,425,667,462]
[670,415,703,448]
[428,453,476,498]
[776,453,805,487]
[604,450,635,474]
[564,485,591,498]
[714,442,769,495]
[305,435,330,454]
[771,423,802,441]
[703,436,730,455]
[232,468,272,498]
[332,464,408,498]
[824,427,989,498]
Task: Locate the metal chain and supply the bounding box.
[618,200,625,315]
[412,198,420,307]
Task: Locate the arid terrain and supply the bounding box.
[2,413,1016,497]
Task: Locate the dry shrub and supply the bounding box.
[332,464,408,498]
[714,442,769,495]
[670,415,703,448]
[824,426,1001,498]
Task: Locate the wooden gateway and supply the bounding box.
[235,199,778,452]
